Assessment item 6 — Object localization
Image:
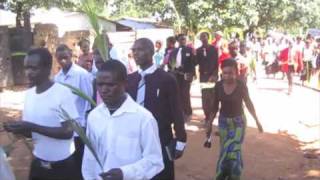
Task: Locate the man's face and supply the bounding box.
[178,36,187,46]
[200,33,209,44]
[156,42,162,51]
[80,42,90,54]
[215,34,222,41]
[24,54,49,86]
[240,44,246,54]
[306,41,310,48]
[55,49,72,68]
[132,41,151,66]
[96,71,125,106]
[229,43,239,57]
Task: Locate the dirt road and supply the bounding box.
[1,78,319,180]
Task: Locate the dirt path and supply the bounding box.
[1,78,319,180]
[1,108,319,180]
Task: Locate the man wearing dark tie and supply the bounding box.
[126,38,187,180]
[196,32,219,124]
[169,34,196,122]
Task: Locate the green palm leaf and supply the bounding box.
[81,0,109,62]
[60,83,97,107]
[58,107,103,170]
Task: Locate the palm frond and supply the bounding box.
[81,0,109,62]
[60,83,97,107]
[58,107,103,170]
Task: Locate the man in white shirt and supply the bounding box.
[4,48,79,180]
[54,44,93,179]
[301,40,314,83]
[82,60,164,180]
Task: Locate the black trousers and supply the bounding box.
[152,146,174,180]
[29,155,78,180]
[74,137,85,180]
[201,88,214,121]
[175,74,192,117]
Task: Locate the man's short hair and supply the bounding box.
[56,44,72,52]
[200,32,210,38]
[78,39,90,47]
[167,36,176,44]
[99,60,127,82]
[27,48,52,69]
[135,38,155,55]
[221,58,238,71]
[176,33,186,40]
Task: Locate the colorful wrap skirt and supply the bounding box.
[216,114,247,180]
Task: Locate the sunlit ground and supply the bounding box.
[0,67,319,179]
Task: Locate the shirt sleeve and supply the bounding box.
[82,113,102,180]
[120,115,164,180]
[167,75,187,143]
[79,73,94,113]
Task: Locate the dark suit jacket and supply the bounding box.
[196,45,219,82]
[169,46,196,74]
[126,69,187,145]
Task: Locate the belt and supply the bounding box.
[35,156,72,170]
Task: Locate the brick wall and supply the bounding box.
[33,24,92,75]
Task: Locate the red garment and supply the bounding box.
[278,48,303,73]
[218,52,231,66]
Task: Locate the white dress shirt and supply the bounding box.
[82,95,164,180]
[136,64,158,106]
[55,63,93,127]
[303,47,314,62]
[176,48,182,68]
[22,83,79,161]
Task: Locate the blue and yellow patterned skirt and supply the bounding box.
[216,114,247,180]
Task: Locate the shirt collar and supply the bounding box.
[138,63,157,76]
[99,94,139,117]
[57,63,76,78]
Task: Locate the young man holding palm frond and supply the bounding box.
[4,48,79,180]
[82,60,164,180]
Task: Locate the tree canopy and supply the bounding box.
[1,0,319,35]
[109,0,320,35]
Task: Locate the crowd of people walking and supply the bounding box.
[2,29,319,180]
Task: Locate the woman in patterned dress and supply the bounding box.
[205,59,263,180]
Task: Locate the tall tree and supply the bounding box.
[1,0,78,30]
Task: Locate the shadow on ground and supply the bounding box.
[1,107,319,180]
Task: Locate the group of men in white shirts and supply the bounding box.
[4,37,188,180]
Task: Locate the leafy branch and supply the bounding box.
[58,106,103,170]
[81,0,109,62]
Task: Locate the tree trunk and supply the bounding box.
[15,2,23,28]
[23,10,31,32]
